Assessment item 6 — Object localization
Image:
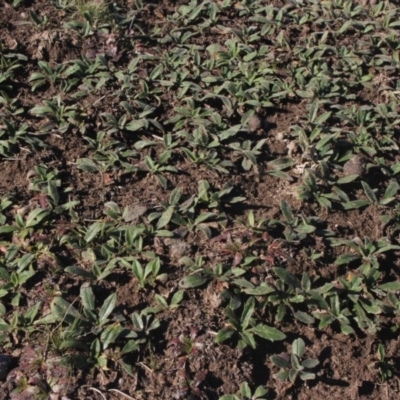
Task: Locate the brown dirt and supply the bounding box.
[1,1,400,400]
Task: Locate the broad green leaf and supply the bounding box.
[308,291,330,310]
[150,64,163,80]
[134,140,158,149]
[126,119,148,132]
[268,170,294,181]
[65,265,95,279]
[214,321,236,342]
[100,324,121,349]
[47,181,59,205]
[294,311,315,325]
[24,301,41,323]
[315,313,334,329]
[179,275,208,288]
[315,111,332,125]
[335,253,360,265]
[233,278,255,289]
[90,338,102,358]
[270,354,291,369]
[292,338,305,358]
[274,370,290,381]
[317,196,331,209]
[157,206,174,229]
[276,303,287,322]
[17,253,35,272]
[169,187,181,205]
[33,313,58,325]
[84,222,103,243]
[104,201,121,215]
[343,200,370,210]
[0,304,5,316]
[309,99,319,123]
[121,340,140,354]
[77,158,98,172]
[268,157,295,171]
[302,358,319,369]
[273,267,301,289]
[300,371,316,381]
[194,212,215,224]
[226,305,239,326]
[375,244,400,254]
[382,180,399,202]
[280,200,293,222]
[359,298,381,314]
[0,226,16,234]
[120,101,135,115]
[340,323,355,335]
[0,268,10,281]
[243,284,274,296]
[240,297,255,329]
[25,208,49,228]
[291,353,302,369]
[378,281,400,291]
[131,312,144,331]
[188,2,205,21]
[289,368,299,383]
[241,330,256,349]
[295,224,316,234]
[154,230,174,237]
[295,90,314,98]
[253,386,269,397]
[99,293,117,323]
[80,286,95,311]
[170,290,184,306]
[249,324,286,341]
[51,297,81,324]
[155,294,168,308]
[339,19,353,33]
[301,273,311,291]
[239,382,251,398]
[361,181,377,203]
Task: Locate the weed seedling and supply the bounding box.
[219,382,270,400]
[270,338,319,383]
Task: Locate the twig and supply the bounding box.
[138,361,153,374]
[89,387,107,400]
[109,388,136,400]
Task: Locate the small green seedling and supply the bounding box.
[270,338,319,383]
[374,343,393,382]
[215,297,286,349]
[219,382,270,400]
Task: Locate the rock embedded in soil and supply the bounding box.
[169,240,191,260]
[247,114,264,132]
[343,155,366,177]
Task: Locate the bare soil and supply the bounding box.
[1,1,400,400]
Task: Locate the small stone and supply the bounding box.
[343,155,366,177]
[248,114,264,133]
[169,240,190,260]
[287,140,297,157]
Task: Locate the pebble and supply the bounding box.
[343,155,366,177]
[248,114,264,133]
[169,240,190,260]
